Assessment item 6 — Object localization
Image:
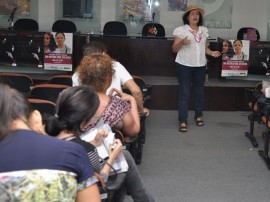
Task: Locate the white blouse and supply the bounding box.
[173,24,209,67]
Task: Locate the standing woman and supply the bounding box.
[172,3,220,133]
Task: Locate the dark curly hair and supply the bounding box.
[77,53,114,93]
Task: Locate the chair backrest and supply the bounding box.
[0,73,33,94]
[52,20,77,33]
[132,76,152,101]
[28,98,56,116]
[29,84,70,103]
[142,23,165,37]
[49,75,73,86]
[237,27,260,41]
[14,18,39,31]
[103,21,127,36]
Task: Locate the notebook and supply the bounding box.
[80,119,128,174]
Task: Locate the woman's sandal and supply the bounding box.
[179,122,187,133]
[195,117,204,126]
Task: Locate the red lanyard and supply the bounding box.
[189,30,203,43]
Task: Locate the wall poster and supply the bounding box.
[0,0,30,16]
[168,0,232,29]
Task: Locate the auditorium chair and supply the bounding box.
[52,20,77,33]
[141,22,166,38]
[103,21,127,36]
[237,27,260,41]
[29,84,70,103]
[244,82,263,147]
[132,75,152,106]
[28,98,56,117]
[123,76,152,144]
[0,73,33,94]
[258,102,270,169]
[48,74,73,86]
[14,18,39,31]
[121,76,152,164]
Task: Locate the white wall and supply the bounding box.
[38,0,55,32]
[36,0,269,40]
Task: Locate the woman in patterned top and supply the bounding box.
[45,85,155,202]
[45,85,123,184]
[0,83,100,202]
[77,53,140,137]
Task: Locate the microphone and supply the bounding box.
[152,12,155,22]
[8,7,17,22]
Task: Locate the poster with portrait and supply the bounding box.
[44,32,73,71]
[0,0,30,16]
[0,30,17,67]
[221,39,250,77]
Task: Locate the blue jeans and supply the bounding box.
[176,63,206,123]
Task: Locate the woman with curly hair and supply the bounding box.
[77,53,140,137]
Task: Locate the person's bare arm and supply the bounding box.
[172,36,189,53]
[76,184,101,202]
[124,79,149,116]
[109,88,140,137]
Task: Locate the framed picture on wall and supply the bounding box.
[0,0,30,16]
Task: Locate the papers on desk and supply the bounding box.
[80,119,128,174]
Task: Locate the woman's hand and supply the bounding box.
[181,36,190,45]
[109,88,134,103]
[90,129,108,147]
[109,139,122,159]
[211,51,221,58]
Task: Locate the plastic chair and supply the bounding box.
[49,75,73,86]
[52,20,77,33]
[142,23,165,38]
[29,84,70,103]
[258,102,270,169]
[244,82,263,147]
[28,98,56,116]
[14,18,39,31]
[0,73,33,94]
[237,27,260,41]
[103,21,127,36]
[132,76,152,102]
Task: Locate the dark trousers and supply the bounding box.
[176,63,206,122]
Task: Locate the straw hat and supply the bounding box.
[183,3,204,17]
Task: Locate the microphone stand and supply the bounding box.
[8,7,17,30]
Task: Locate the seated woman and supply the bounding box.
[45,85,155,202]
[77,53,140,137]
[0,83,100,202]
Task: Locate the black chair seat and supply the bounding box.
[103,21,127,36]
[52,20,77,33]
[14,19,39,31]
[142,23,165,38]
[0,73,33,94]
